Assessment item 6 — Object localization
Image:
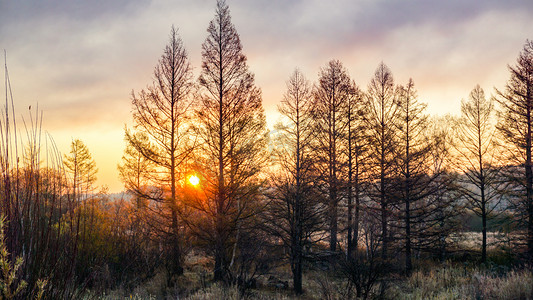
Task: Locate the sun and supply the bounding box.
[188,175,200,186]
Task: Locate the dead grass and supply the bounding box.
[388,263,533,300]
[453,231,522,251]
[91,264,533,300]
[88,248,532,300]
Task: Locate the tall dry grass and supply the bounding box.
[388,263,533,299]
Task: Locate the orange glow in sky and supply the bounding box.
[2,1,532,194]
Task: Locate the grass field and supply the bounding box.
[91,248,532,300]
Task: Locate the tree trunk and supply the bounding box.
[405,198,412,274]
[381,113,388,260]
[330,103,338,253]
[353,154,360,253]
[292,243,303,294]
[405,112,412,275]
[527,90,533,261]
[347,108,353,258]
[330,187,338,252]
[214,238,224,281]
[381,171,387,259]
[481,202,487,263]
[354,181,360,253]
[347,176,353,257]
[214,29,226,281]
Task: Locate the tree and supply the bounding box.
[312,59,353,252]
[118,132,150,195]
[424,117,462,262]
[195,0,268,281]
[345,82,366,258]
[392,79,437,273]
[125,26,194,277]
[118,131,153,208]
[362,62,399,259]
[495,40,533,259]
[454,85,501,263]
[64,139,97,201]
[340,212,388,299]
[266,69,322,294]
[117,131,154,266]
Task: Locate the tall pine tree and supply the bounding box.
[496,40,533,260]
[195,0,268,281]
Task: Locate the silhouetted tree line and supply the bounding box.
[1,0,533,298]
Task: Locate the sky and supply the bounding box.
[1,0,532,193]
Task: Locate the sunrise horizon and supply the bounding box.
[2,1,533,298]
[2,0,532,193]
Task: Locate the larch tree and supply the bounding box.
[495,40,533,259]
[118,131,154,246]
[363,62,399,259]
[393,79,435,274]
[454,85,500,263]
[266,69,321,294]
[63,138,98,284]
[118,131,154,205]
[64,138,97,201]
[195,0,268,281]
[425,116,462,262]
[345,82,366,258]
[312,59,352,252]
[125,26,194,278]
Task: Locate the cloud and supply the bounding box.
[232,0,533,116]
[2,0,532,192]
[0,0,149,26]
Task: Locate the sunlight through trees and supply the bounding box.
[2,1,533,298]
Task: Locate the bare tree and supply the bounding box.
[265,69,322,294]
[312,59,353,252]
[125,26,194,278]
[194,0,268,281]
[423,117,462,261]
[117,131,156,274]
[495,40,533,260]
[340,212,387,300]
[118,132,154,203]
[453,85,501,263]
[362,62,399,259]
[392,79,435,273]
[345,83,366,258]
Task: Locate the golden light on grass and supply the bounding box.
[188,175,200,186]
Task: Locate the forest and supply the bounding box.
[1,1,533,299]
